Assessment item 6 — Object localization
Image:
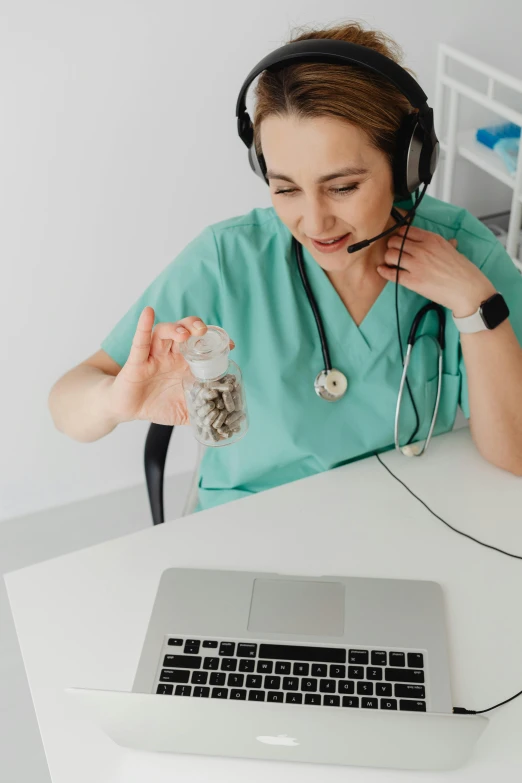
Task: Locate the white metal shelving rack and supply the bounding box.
[431,43,522,273]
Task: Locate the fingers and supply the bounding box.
[127,306,155,365]
[152,316,236,354]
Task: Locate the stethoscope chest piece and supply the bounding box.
[314,368,348,401]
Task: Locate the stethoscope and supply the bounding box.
[293,236,446,456]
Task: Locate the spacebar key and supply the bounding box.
[258,644,345,663]
[385,668,424,683]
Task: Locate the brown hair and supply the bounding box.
[253,20,418,172]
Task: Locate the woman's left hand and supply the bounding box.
[377,225,496,317]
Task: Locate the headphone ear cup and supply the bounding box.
[393,112,425,200]
[247,143,269,184]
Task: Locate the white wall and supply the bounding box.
[2,0,521,522]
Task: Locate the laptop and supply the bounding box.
[66,567,488,771]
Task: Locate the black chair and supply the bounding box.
[144,423,203,525]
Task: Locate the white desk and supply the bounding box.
[5,427,522,782]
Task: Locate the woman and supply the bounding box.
[49,21,522,514]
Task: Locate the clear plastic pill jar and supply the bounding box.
[179,325,248,447]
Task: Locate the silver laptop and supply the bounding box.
[67,567,488,771]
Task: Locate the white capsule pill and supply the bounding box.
[213,409,228,429]
[207,426,220,442]
[197,401,216,418]
[225,410,245,426]
[215,398,225,409]
[201,388,219,402]
[203,408,219,427]
[222,392,235,412]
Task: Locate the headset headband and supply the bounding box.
[236,40,429,131]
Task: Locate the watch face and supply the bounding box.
[481,293,509,329]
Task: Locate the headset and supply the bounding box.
[235,39,442,454]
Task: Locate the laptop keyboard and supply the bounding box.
[155,637,428,712]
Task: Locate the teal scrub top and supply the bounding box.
[100,193,522,514]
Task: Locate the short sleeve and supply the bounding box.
[459,240,522,418]
[100,226,222,368]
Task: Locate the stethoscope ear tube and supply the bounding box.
[396,304,446,456]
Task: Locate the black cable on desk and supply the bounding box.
[374,451,522,716]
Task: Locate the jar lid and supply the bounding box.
[179,325,230,380]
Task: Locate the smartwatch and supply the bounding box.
[452,292,509,334]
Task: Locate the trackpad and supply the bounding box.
[247,578,345,637]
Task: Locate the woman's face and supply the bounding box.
[260,114,397,273]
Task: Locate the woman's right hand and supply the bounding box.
[108,306,234,426]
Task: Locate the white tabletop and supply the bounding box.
[5,426,522,782]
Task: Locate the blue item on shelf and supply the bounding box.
[476,121,520,149]
[493,137,519,176]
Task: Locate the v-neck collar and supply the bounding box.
[295,197,427,366]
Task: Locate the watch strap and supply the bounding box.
[452,308,487,333]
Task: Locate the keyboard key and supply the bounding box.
[361,698,378,709]
[293,663,309,676]
[323,695,340,706]
[385,668,424,683]
[305,694,321,705]
[275,661,291,675]
[239,659,255,673]
[407,653,424,668]
[380,698,397,710]
[357,682,374,696]
[227,673,244,688]
[160,669,190,683]
[348,666,364,679]
[184,640,200,654]
[329,665,346,678]
[400,700,426,712]
[210,672,226,686]
[221,658,237,672]
[264,676,281,690]
[167,638,183,646]
[349,650,369,665]
[156,684,173,694]
[319,679,336,693]
[342,696,359,708]
[191,671,208,685]
[366,667,382,681]
[175,685,192,696]
[193,686,210,697]
[203,657,220,670]
[302,679,318,692]
[248,691,265,701]
[211,688,228,699]
[230,689,247,700]
[283,677,299,691]
[259,644,345,663]
[286,693,303,704]
[312,664,328,677]
[389,652,405,667]
[163,655,201,669]
[338,680,355,694]
[246,675,262,689]
[237,643,257,657]
[395,684,425,699]
[375,683,392,697]
[257,661,273,674]
[219,642,235,656]
[202,640,218,648]
[371,651,387,666]
[267,691,284,703]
